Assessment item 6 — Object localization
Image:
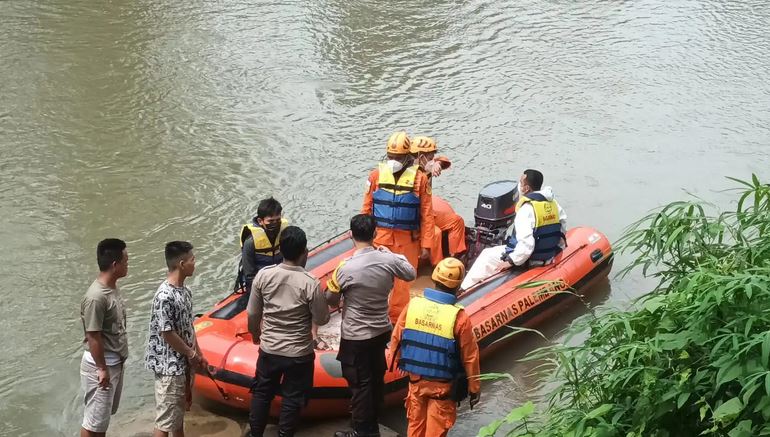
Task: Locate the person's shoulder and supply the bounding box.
[258,264,279,275]
[289,267,320,288]
[454,308,473,329]
[300,269,320,286]
[83,280,110,301]
[154,281,176,301]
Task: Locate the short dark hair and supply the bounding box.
[350,214,376,242]
[280,226,307,261]
[523,169,544,191]
[165,241,194,270]
[97,239,126,272]
[257,197,282,219]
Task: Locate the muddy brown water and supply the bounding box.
[1,0,769,435]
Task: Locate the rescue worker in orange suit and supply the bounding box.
[390,257,481,437]
[410,136,467,266]
[362,131,434,323]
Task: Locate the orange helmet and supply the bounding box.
[410,136,437,154]
[386,131,411,155]
[431,257,466,289]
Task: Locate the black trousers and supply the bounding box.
[337,331,390,434]
[249,351,315,437]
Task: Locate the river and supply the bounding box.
[1,0,769,435]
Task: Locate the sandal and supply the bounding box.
[313,337,331,351]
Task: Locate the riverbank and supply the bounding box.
[113,401,399,437]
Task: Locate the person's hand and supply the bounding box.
[469,391,481,409]
[188,349,203,369]
[198,355,209,372]
[431,164,442,177]
[97,367,111,390]
[185,381,193,411]
[419,248,430,262]
[251,331,261,345]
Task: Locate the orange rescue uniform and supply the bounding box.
[362,168,434,323]
[418,158,466,265]
[391,303,481,437]
[430,196,467,265]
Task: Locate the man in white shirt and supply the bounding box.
[461,169,567,290]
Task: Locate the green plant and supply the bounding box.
[479,175,770,437]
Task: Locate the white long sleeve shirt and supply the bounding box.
[509,187,568,266]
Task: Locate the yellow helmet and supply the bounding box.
[386,131,411,155]
[410,136,437,154]
[431,257,466,289]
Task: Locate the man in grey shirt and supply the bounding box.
[326,214,416,437]
[247,225,330,437]
[80,238,129,437]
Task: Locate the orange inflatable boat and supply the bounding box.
[193,181,613,417]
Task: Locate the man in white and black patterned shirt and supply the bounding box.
[145,241,207,437]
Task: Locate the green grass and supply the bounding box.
[478,175,770,437]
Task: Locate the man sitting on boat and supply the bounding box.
[460,169,567,290]
[239,197,287,292]
[410,136,467,266]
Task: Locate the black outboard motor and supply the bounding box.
[465,180,519,261]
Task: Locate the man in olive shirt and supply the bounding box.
[79,238,129,437]
[326,214,416,437]
[247,226,330,437]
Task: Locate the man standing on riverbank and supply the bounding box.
[326,214,416,437]
[145,241,207,437]
[79,238,129,437]
[247,226,330,437]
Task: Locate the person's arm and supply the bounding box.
[455,311,481,394]
[161,331,201,366]
[388,305,409,370]
[417,172,435,256]
[324,261,345,307]
[156,295,201,368]
[246,272,264,344]
[388,251,417,281]
[82,298,111,388]
[84,332,111,388]
[361,171,377,214]
[310,280,331,326]
[509,203,536,266]
[242,237,258,291]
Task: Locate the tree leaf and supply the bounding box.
[717,362,743,388]
[762,333,770,368]
[728,420,753,437]
[585,404,613,420]
[713,397,743,423]
[505,401,535,423]
[478,419,504,437]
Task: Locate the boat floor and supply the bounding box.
[315,266,435,351]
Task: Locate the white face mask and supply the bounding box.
[386,159,404,173]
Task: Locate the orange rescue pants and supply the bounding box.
[378,238,420,324]
[405,379,456,437]
[430,196,467,265]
